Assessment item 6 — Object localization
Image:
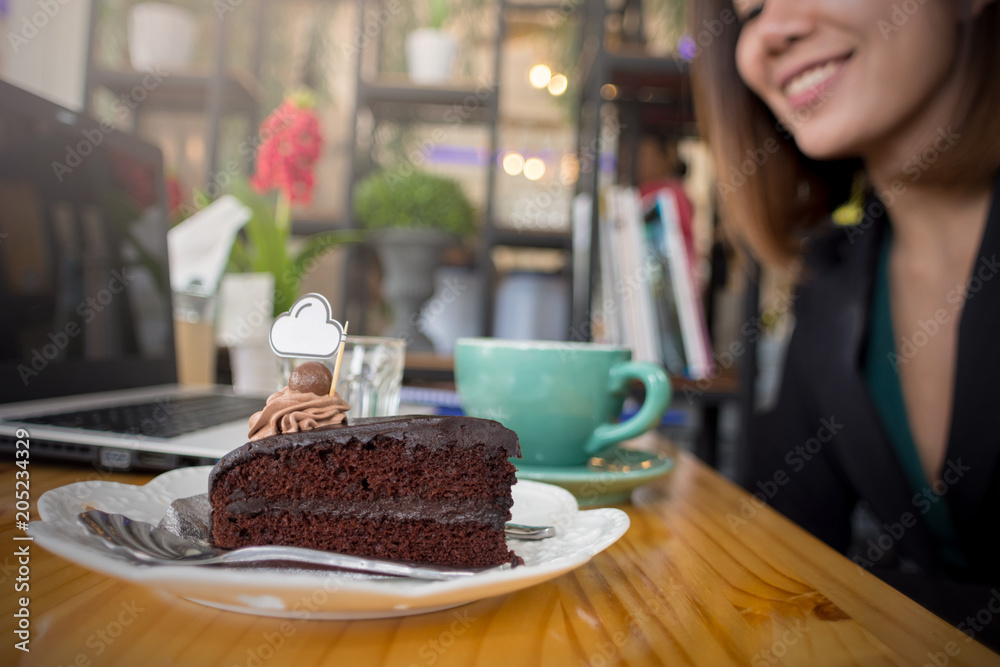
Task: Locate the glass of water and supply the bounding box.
[280,336,406,418]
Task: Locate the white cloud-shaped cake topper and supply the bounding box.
[269,293,344,359]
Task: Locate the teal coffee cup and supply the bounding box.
[455,338,672,467]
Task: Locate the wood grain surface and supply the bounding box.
[2,440,998,667]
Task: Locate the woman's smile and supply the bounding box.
[779,52,852,109]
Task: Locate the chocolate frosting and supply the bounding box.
[214,415,522,485]
[247,387,350,441]
[224,497,508,529]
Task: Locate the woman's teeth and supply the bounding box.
[784,60,839,99]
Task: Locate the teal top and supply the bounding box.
[864,228,967,568]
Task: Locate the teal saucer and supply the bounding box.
[513,446,674,507]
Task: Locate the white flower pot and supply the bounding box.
[405,29,456,84]
[127,3,198,72]
[216,273,276,396]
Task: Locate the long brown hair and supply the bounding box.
[688,0,1000,268]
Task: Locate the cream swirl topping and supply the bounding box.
[247,387,350,441]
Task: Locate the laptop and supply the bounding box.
[0,79,265,471]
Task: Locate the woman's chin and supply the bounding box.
[791,132,860,163]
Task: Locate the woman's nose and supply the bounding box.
[756,1,816,54]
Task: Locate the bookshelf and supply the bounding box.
[571,0,758,476]
[344,0,585,337]
[81,0,269,194]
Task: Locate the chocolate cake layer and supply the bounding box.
[209,416,522,568]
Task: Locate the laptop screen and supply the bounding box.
[0,80,176,403]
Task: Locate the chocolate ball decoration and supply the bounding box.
[288,361,333,396]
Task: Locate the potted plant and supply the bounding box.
[353,167,475,351]
[405,0,456,83]
[127,2,199,71]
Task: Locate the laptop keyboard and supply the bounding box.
[20,394,265,439]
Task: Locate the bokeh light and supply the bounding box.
[529,65,552,89]
[523,157,546,181]
[502,152,525,175]
[678,35,696,61]
[547,74,568,96]
[560,153,579,184]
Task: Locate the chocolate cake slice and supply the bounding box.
[209,415,522,568]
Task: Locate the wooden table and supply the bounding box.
[2,443,998,667]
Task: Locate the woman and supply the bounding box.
[689,0,1000,646]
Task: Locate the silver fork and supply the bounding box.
[78,510,550,581]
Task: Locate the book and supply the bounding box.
[651,191,714,379]
[615,187,661,365]
[642,204,688,376]
[595,190,622,346]
[589,186,712,378]
[592,187,661,363]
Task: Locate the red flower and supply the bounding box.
[109,149,156,208]
[166,174,183,214]
[251,94,324,205]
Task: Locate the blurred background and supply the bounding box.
[0,0,787,477]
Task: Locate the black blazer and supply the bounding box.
[751,181,1000,647]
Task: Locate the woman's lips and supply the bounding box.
[781,55,852,110]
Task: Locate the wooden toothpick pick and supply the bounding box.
[329,321,348,396]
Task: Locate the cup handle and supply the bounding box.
[583,361,672,455]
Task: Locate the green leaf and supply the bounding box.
[290,230,365,282]
[226,177,364,317]
[353,168,476,236]
[428,0,449,29]
[226,233,254,273]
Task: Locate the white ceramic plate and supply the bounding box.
[28,467,629,619]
